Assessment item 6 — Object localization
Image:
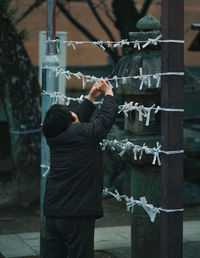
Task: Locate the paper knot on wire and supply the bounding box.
[152,142,162,165]
[144,104,155,126]
[41,164,50,178]
[119,140,132,157]
[44,66,183,91]
[42,91,60,104]
[110,189,122,201]
[103,188,183,222]
[105,78,114,88]
[101,139,108,151]
[139,197,160,222]
[106,41,112,48]
[102,187,109,197]
[113,39,129,48]
[92,41,106,50]
[111,139,118,150]
[132,145,141,160]
[118,101,135,117]
[118,102,155,126]
[153,73,161,88]
[113,75,119,88]
[52,92,60,104]
[103,188,160,222]
[67,41,76,50]
[122,77,127,85]
[101,139,166,166]
[134,40,141,51]
[142,34,162,49]
[139,67,151,90]
[125,196,135,213]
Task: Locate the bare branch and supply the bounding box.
[86,0,116,42]
[57,0,98,42]
[15,0,45,25]
[57,0,119,63]
[112,0,140,39]
[140,0,153,18]
[100,0,116,24]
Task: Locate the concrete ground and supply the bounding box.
[0,220,200,258]
[0,200,199,258]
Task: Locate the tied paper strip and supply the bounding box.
[43,91,184,126]
[40,164,50,178]
[118,101,184,127]
[46,37,184,51]
[42,91,103,107]
[139,67,152,90]
[142,34,163,48]
[43,66,99,89]
[100,139,184,166]
[103,188,184,222]
[43,66,184,90]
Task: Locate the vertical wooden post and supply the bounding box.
[161,1,184,258]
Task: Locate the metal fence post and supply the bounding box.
[161,1,184,258]
[40,0,59,256]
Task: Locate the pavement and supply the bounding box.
[0,220,199,258]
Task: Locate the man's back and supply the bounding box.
[42,80,118,258]
[44,95,118,219]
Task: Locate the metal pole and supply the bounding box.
[40,0,59,257]
[161,1,184,258]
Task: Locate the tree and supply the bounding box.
[57,0,153,61]
[0,1,41,207]
[0,0,154,206]
[15,0,154,63]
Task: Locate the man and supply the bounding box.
[42,79,118,258]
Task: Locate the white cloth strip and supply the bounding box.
[42,66,184,90]
[42,90,103,107]
[118,102,184,126]
[100,139,184,166]
[46,37,184,51]
[43,91,184,126]
[40,164,50,178]
[10,128,41,135]
[103,188,183,222]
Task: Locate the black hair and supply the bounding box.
[42,104,75,138]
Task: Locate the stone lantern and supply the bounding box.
[113,15,162,258]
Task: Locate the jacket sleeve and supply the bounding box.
[81,95,118,143]
[75,98,96,122]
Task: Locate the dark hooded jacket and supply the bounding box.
[43,95,118,219]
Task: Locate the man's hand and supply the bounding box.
[86,79,114,103]
[98,79,114,96]
[86,82,102,103]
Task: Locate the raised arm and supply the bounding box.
[75,98,96,122]
[75,82,103,122]
[81,80,118,143]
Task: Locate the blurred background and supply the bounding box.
[0,0,200,257]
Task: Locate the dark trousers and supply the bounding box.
[45,216,95,258]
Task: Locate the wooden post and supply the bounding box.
[161,1,184,258]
